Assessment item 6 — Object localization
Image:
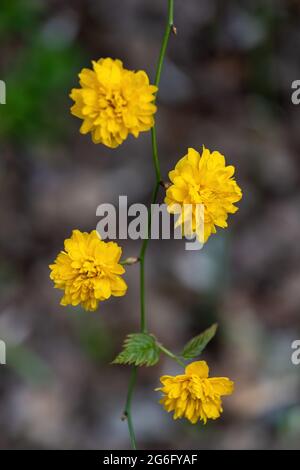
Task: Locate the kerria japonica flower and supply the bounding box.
[165,147,242,243]
[49,230,127,311]
[70,58,157,148]
[156,361,234,424]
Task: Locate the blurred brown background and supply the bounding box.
[1,0,300,450]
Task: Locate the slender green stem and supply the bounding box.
[140,0,174,333]
[157,343,185,367]
[151,126,161,182]
[124,367,137,449]
[124,0,175,449]
[154,0,174,88]
[151,0,174,182]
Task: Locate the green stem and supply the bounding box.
[124,0,175,449]
[151,126,161,182]
[124,367,137,449]
[154,0,174,88]
[157,343,185,367]
[140,0,174,333]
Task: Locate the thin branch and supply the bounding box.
[124,0,175,449]
[124,367,137,449]
[157,343,185,368]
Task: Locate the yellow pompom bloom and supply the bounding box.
[70,58,157,148]
[165,147,242,243]
[49,230,127,311]
[156,361,234,424]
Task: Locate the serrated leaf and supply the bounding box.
[181,323,218,359]
[112,333,160,367]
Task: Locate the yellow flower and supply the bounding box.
[156,361,234,424]
[70,58,157,148]
[49,230,127,311]
[165,147,242,243]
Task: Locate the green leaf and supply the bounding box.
[112,333,160,367]
[181,323,218,359]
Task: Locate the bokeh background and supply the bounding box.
[1,0,300,450]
